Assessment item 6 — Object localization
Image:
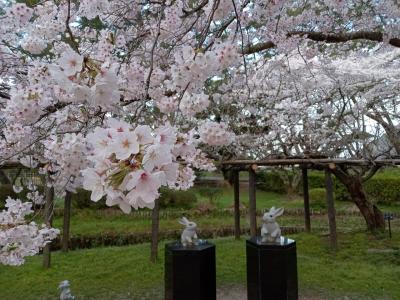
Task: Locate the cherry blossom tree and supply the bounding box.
[0,0,399,262]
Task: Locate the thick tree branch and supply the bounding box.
[243,31,400,55]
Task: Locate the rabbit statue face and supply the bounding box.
[179,217,197,230]
[263,207,284,223]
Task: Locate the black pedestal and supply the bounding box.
[246,236,298,300]
[165,242,216,300]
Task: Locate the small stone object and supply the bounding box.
[179,217,198,247]
[261,207,284,243]
[59,280,75,300]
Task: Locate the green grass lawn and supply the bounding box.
[0,232,399,299]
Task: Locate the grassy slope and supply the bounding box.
[0,233,399,300]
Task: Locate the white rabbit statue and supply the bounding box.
[179,217,198,247]
[59,280,75,300]
[261,207,284,243]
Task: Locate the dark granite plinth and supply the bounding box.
[165,242,216,300]
[246,236,298,300]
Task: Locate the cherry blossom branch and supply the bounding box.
[145,10,163,99]
[65,0,80,54]
[243,31,400,55]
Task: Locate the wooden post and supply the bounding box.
[62,191,72,252]
[325,168,338,250]
[43,183,54,268]
[249,165,257,238]
[150,198,160,262]
[233,170,241,240]
[302,167,311,232]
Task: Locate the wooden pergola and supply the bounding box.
[221,158,400,249]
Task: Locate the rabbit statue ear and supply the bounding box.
[274,207,284,217]
[178,217,188,225]
[269,206,276,214]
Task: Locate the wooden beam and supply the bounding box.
[61,191,72,252]
[248,165,257,238]
[221,158,400,167]
[325,169,338,250]
[233,170,241,240]
[302,168,311,232]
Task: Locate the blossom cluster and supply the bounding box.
[82,119,214,213]
[180,92,210,117]
[0,198,59,266]
[199,121,235,146]
[169,42,239,94]
[43,133,89,195]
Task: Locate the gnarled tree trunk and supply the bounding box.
[329,164,384,231]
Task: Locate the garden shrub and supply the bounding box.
[256,171,286,194]
[300,172,351,201]
[193,202,216,215]
[197,187,223,204]
[364,175,400,205]
[158,188,197,209]
[308,188,327,209]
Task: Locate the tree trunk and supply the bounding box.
[43,183,54,268]
[62,191,72,252]
[150,198,160,262]
[330,167,385,231]
[345,179,385,231]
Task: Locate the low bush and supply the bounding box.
[308,188,327,209]
[256,171,286,194]
[197,187,223,204]
[364,175,400,205]
[193,202,216,215]
[158,188,197,209]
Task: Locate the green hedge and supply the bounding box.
[302,172,350,202]
[364,176,400,205]
[257,169,400,205]
[256,171,286,194]
[308,188,328,209]
[158,188,197,209]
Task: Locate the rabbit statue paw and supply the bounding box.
[261,207,284,243]
[179,217,198,247]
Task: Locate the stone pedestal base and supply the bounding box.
[165,242,216,300]
[246,236,298,300]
